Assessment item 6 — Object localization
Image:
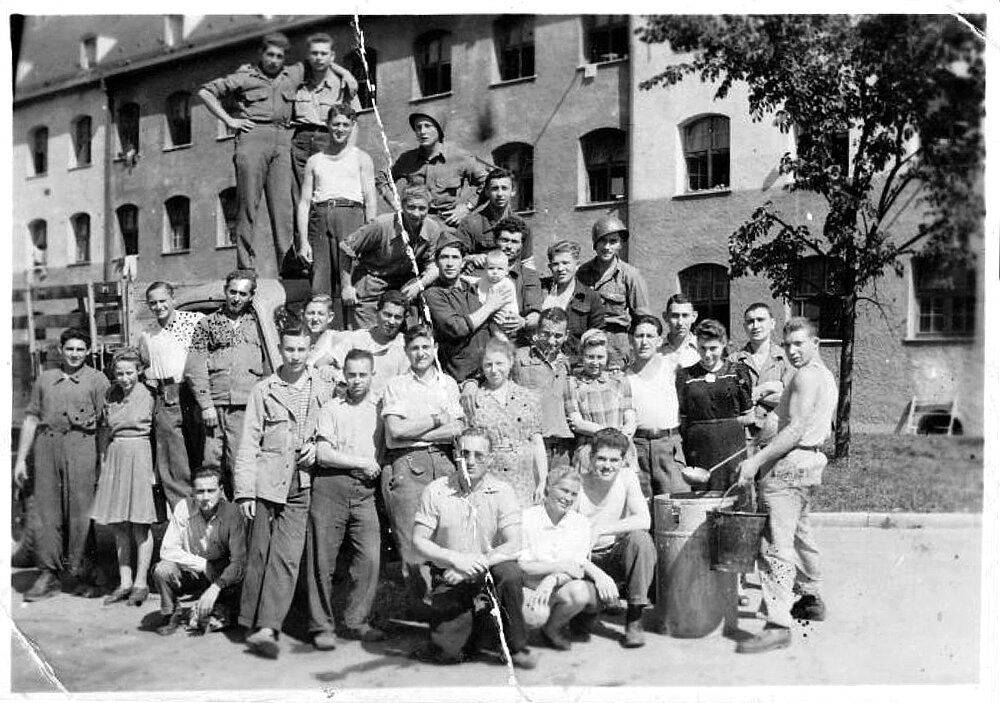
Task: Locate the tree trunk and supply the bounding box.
[834,293,857,459]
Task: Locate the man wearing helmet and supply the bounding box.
[376,111,489,230]
[577,215,652,371]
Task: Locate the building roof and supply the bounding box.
[15,15,328,103]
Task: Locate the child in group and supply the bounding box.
[511,307,576,466]
[563,329,638,472]
[464,248,519,340]
[91,347,158,607]
[301,294,346,369]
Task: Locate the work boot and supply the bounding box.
[540,625,572,651]
[736,625,791,654]
[312,631,339,651]
[622,619,646,648]
[156,611,183,637]
[23,571,60,602]
[510,648,538,670]
[341,624,387,642]
[791,594,826,621]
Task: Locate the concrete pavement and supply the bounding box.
[9,524,982,693]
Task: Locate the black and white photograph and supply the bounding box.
[5,6,994,700]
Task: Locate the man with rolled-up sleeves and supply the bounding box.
[199,33,303,273]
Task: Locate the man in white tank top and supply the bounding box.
[735,317,838,654]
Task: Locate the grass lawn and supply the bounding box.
[812,433,983,513]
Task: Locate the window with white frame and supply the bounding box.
[682,115,730,192]
[492,143,534,212]
[71,115,92,167]
[217,188,238,248]
[116,204,139,256]
[789,255,844,341]
[164,196,190,252]
[585,15,628,64]
[415,31,451,97]
[679,263,731,333]
[70,213,91,264]
[581,128,626,203]
[912,257,975,338]
[495,16,535,82]
[165,92,192,148]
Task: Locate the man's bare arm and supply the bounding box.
[742,366,823,473]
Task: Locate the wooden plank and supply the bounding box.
[12,312,89,331]
[11,284,89,303]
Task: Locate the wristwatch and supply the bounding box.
[431,413,442,428]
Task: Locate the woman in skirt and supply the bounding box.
[675,319,753,492]
[92,348,157,606]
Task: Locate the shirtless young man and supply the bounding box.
[735,317,838,654]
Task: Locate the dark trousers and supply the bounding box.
[234,124,293,272]
[307,201,365,301]
[291,128,331,232]
[33,429,98,577]
[152,559,240,618]
[203,405,245,501]
[153,388,192,509]
[427,561,528,657]
[382,446,455,568]
[239,471,310,631]
[305,472,381,634]
[591,530,657,606]
[633,433,687,498]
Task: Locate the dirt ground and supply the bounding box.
[9,524,982,695]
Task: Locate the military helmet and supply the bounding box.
[591,214,628,246]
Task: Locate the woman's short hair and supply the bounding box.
[547,240,581,262]
[545,464,582,491]
[481,337,515,365]
[580,328,608,350]
[112,346,143,369]
[694,318,728,343]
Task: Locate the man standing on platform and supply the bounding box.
[199,33,300,273]
[185,270,268,498]
[736,317,838,654]
[376,110,488,230]
[140,281,204,508]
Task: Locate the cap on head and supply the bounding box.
[408,111,445,142]
[591,214,628,246]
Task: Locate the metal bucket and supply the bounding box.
[710,509,768,573]
[652,492,739,638]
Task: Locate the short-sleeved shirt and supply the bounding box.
[658,333,700,371]
[576,257,652,331]
[414,473,521,555]
[291,69,354,127]
[626,357,681,431]
[563,371,634,431]
[140,310,205,382]
[511,346,573,440]
[381,369,464,449]
[519,505,591,587]
[340,213,443,293]
[455,206,534,263]
[26,365,110,431]
[315,395,381,464]
[377,143,489,214]
[330,328,409,401]
[201,62,304,125]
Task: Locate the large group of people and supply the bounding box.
[11,27,840,672]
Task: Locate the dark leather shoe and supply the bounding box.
[791,594,826,621]
[510,648,538,670]
[622,619,646,648]
[569,611,598,641]
[24,572,61,602]
[540,626,572,651]
[247,629,280,659]
[737,626,792,654]
[156,612,182,637]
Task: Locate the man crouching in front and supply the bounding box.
[410,428,538,669]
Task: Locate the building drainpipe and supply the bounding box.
[624,15,636,263]
[101,76,115,283]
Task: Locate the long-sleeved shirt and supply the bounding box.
[425,279,493,383]
[340,213,443,297]
[376,143,488,213]
[184,310,268,410]
[201,62,304,125]
[455,205,535,265]
[576,256,652,331]
[159,497,247,590]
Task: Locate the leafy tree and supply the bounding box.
[638,15,984,457]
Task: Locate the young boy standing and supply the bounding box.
[14,328,110,600]
[510,308,575,466]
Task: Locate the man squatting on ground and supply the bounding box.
[736,317,838,654]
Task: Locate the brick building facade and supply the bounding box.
[11,14,984,435]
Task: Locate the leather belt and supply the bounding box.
[634,427,680,440]
[315,198,363,208]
